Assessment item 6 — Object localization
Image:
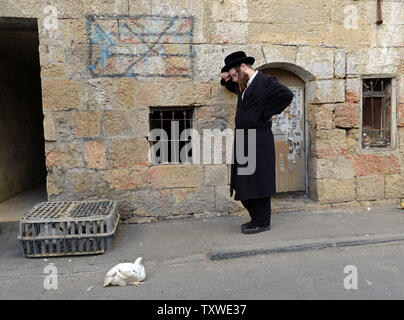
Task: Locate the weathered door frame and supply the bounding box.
[258,62,314,196]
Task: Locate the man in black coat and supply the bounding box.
[220,51,294,234]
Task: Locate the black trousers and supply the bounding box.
[240,197,271,227]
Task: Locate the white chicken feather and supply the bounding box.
[103,257,146,287]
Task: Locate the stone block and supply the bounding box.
[149,0,205,43]
[205,164,228,186]
[346,78,361,103]
[7,1,84,20]
[346,52,360,76]
[348,154,401,177]
[347,48,402,75]
[374,25,404,48]
[40,64,65,78]
[108,137,149,168]
[82,0,129,15]
[39,44,65,66]
[72,111,100,138]
[334,49,346,79]
[307,79,345,104]
[296,46,334,79]
[398,104,404,127]
[356,175,385,201]
[172,187,215,215]
[330,0,379,25]
[43,114,57,141]
[247,0,332,24]
[261,44,298,65]
[310,178,356,204]
[42,79,81,110]
[248,22,331,46]
[328,24,373,50]
[135,81,211,106]
[308,156,355,180]
[209,22,248,44]
[196,106,215,121]
[45,141,83,170]
[86,78,135,109]
[108,78,136,109]
[116,189,174,218]
[101,111,129,136]
[46,170,64,197]
[399,77,404,104]
[127,107,150,138]
[211,82,237,107]
[101,167,148,191]
[53,111,73,140]
[67,169,109,197]
[129,0,151,15]
[310,129,347,158]
[208,0,248,22]
[399,127,404,153]
[308,104,334,130]
[346,129,360,153]
[385,174,404,199]
[59,19,88,46]
[379,2,404,25]
[50,1,85,18]
[164,56,194,76]
[214,185,244,213]
[84,141,107,169]
[334,103,360,129]
[148,164,203,188]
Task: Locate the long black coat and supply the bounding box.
[221,71,294,200]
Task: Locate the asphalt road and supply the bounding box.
[1,240,404,300]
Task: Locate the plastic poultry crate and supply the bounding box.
[18,200,120,258]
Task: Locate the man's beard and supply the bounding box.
[237,69,249,92]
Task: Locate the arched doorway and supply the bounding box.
[260,67,307,193]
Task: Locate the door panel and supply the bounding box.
[262,69,305,192]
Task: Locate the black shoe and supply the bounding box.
[241,221,254,230]
[241,223,271,234]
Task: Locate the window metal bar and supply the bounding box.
[370,81,374,143]
[149,107,194,164]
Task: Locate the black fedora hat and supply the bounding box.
[221,51,255,73]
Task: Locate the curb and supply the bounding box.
[210,234,404,261]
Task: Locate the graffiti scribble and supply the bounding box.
[86,14,195,79]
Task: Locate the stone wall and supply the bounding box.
[1,0,403,220]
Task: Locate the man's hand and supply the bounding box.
[220,72,231,81]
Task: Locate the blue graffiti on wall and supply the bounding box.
[86,14,195,78]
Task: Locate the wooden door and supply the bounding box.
[262,68,305,193]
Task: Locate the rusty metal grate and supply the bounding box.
[18,200,120,258]
[21,200,114,220]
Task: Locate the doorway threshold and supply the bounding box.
[0,184,47,223]
[271,192,322,213]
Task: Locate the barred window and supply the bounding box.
[148,107,195,164]
[361,78,394,149]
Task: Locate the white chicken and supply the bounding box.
[103,257,146,287]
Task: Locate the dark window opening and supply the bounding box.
[362,78,392,149]
[148,107,195,165]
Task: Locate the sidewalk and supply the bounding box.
[121,206,404,262]
[2,205,404,266]
[1,204,404,300]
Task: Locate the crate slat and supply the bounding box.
[18,200,119,258]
